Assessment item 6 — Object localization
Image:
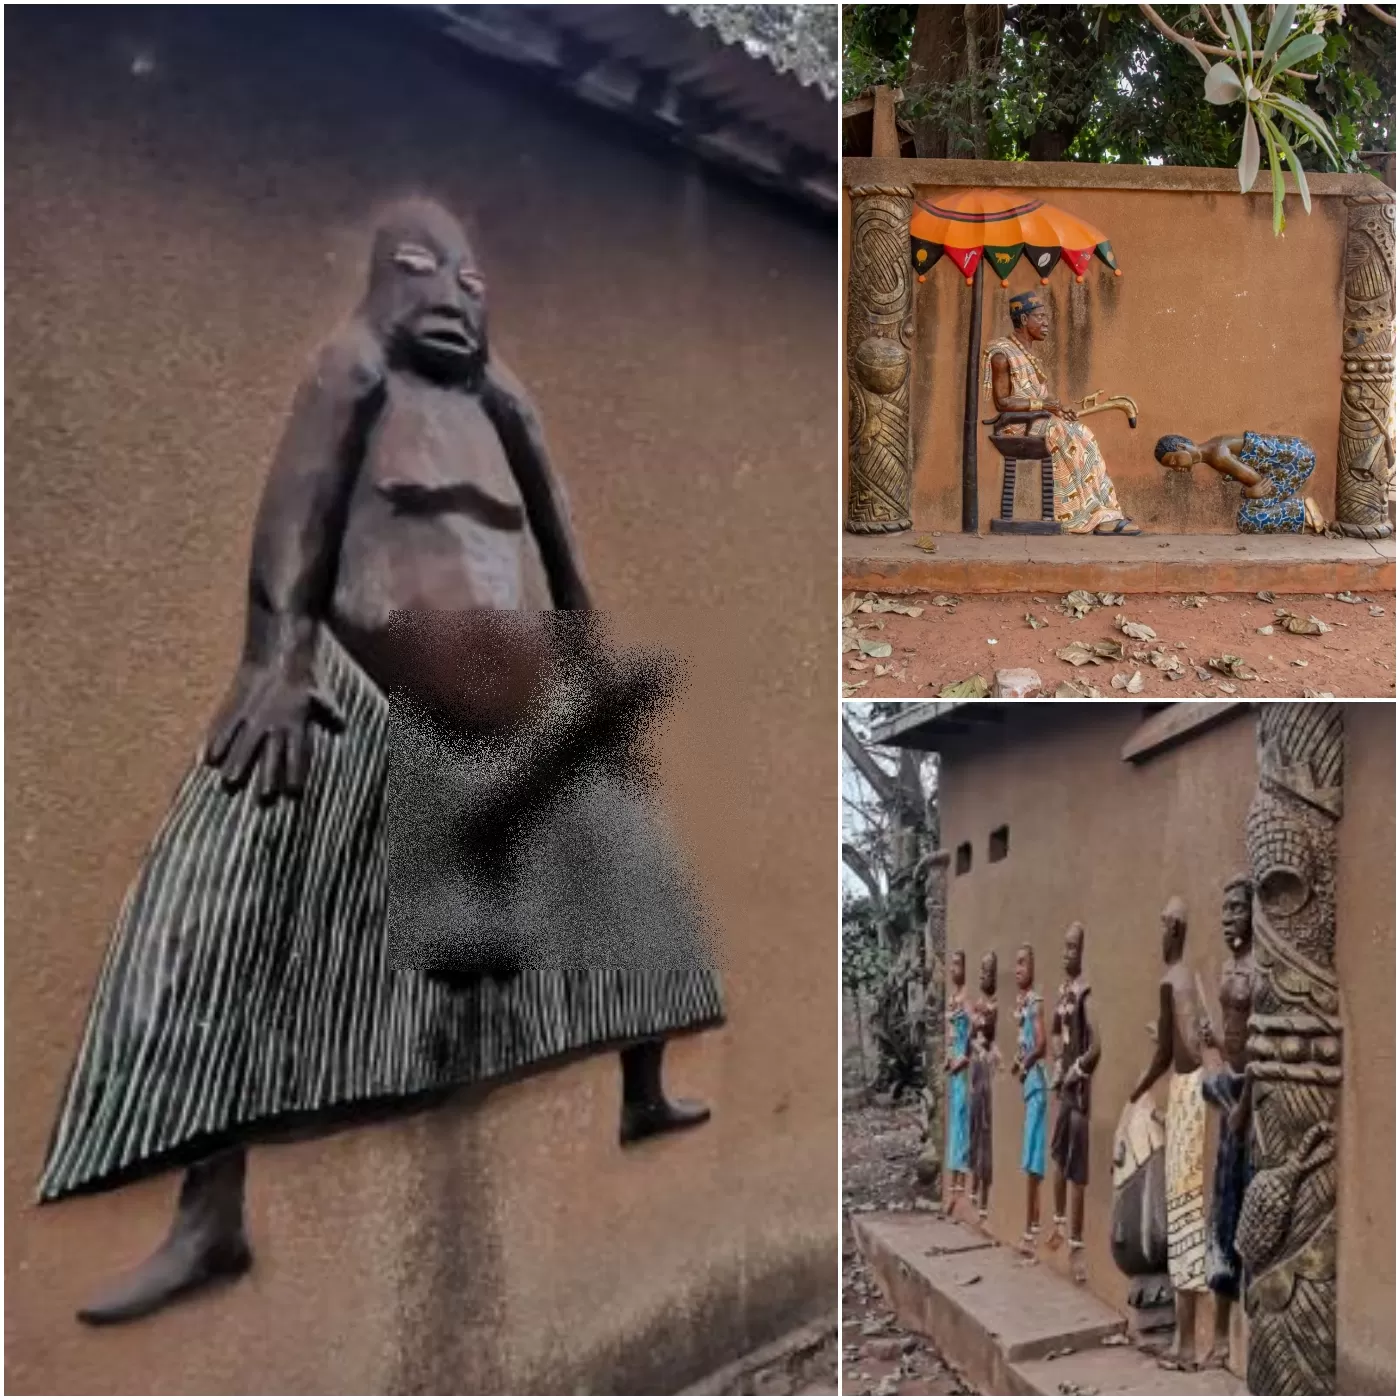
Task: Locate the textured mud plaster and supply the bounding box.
[5,6,836,1393]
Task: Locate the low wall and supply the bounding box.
[934,703,1393,1381]
[844,157,1390,535]
[4,7,836,1393]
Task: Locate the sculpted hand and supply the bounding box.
[206,663,345,802]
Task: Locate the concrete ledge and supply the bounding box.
[853,1213,1247,1397]
[1011,1346,1248,1396]
[843,531,1397,596]
[852,1214,1124,1395]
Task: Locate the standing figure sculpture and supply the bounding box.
[1011,944,1049,1254]
[1198,874,1257,1370]
[984,290,1139,535]
[1048,922,1100,1279]
[1235,703,1343,1394]
[37,199,722,1326]
[1154,434,1318,534]
[967,951,1000,1227]
[945,948,973,1205]
[1129,897,1208,1370]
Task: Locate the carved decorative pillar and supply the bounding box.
[847,184,914,533]
[1335,189,1395,538]
[920,849,951,1188]
[1237,704,1343,1394]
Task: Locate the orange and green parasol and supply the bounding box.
[910,191,1122,287]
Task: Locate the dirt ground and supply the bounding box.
[843,590,1395,699]
[843,1093,976,1397]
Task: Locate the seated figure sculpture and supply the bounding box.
[37,198,722,1327]
[1154,432,1317,533]
[984,289,1139,535]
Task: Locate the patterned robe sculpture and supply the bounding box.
[981,337,1127,533]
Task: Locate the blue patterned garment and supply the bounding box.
[947,1002,971,1173]
[1236,432,1315,534]
[1018,991,1047,1178]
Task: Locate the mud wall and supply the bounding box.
[4,7,836,1393]
[937,702,1394,1382]
[844,157,1383,534]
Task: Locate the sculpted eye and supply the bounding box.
[458,268,486,296]
[393,245,437,275]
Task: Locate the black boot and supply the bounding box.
[619,1038,710,1145]
[78,1148,252,1326]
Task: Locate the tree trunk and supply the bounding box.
[906,5,966,158]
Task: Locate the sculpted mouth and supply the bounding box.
[416,319,476,355]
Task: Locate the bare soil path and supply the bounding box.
[844,590,1394,699]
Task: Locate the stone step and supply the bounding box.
[851,1212,1244,1396]
[1011,1345,1247,1396]
[843,530,1396,596]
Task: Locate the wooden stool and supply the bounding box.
[985,411,1061,535]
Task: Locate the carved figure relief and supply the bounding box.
[1199,873,1257,1370]
[1155,433,1319,533]
[1238,703,1343,1394]
[1129,897,1209,1370]
[1011,944,1049,1253]
[968,950,999,1226]
[921,849,952,1194]
[1336,192,1396,539]
[37,200,723,1327]
[944,947,972,1203]
[846,185,914,533]
[1048,922,1099,1277]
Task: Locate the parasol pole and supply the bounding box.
[961,256,983,533]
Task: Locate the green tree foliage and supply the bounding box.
[843,3,1394,169]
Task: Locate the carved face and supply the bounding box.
[1160,447,1198,470]
[365,199,488,384]
[1014,945,1033,990]
[979,951,997,995]
[1020,304,1051,341]
[1063,924,1084,977]
[1221,881,1253,955]
[950,950,966,988]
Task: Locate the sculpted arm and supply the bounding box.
[481,358,593,611]
[206,327,386,800]
[1129,982,1174,1102]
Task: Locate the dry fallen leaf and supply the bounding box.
[1116,613,1157,640]
[1195,666,1214,682]
[1369,605,1386,617]
[1025,613,1047,630]
[914,534,939,553]
[843,681,869,695]
[1336,591,1363,604]
[1257,625,1274,635]
[1061,589,1098,618]
[939,674,991,699]
[929,595,959,608]
[848,658,870,671]
[1181,595,1209,608]
[1292,659,1309,667]
[1055,679,1103,698]
[1111,670,1145,693]
[1098,592,1125,605]
[1302,687,1337,699]
[1275,609,1331,635]
[1207,654,1259,681]
[1056,642,1102,667]
[1217,680,1239,695]
[859,637,894,658]
[1257,590,1275,603]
